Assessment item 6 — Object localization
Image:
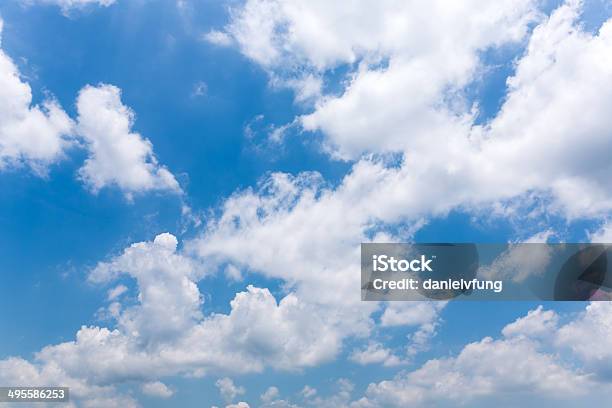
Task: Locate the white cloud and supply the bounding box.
[305,0,612,219]
[221,0,537,71]
[589,220,612,242]
[88,234,338,374]
[350,303,612,407]
[502,305,559,339]
[300,385,316,399]
[0,18,74,173]
[286,74,322,104]
[475,1,612,219]
[203,30,234,47]
[216,377,245,403]
[269,73,322,104]
[406,320,440,357]
[349,342,403,367]
[0,356,138,408]
[188,167,461,363]
[226,403,250,408]
[3,241,611,408]
[224,264,243,282]
[146,5,612,403]
[380,302,445,328]
[76,84,181,197]
[260,386,279,402]
[89,232,203,342]
[141,381,174,398]
[199,284,347,370]
[0,27,178,196]
[217,0,538,150]
[5,1,612,406]
[188,171,386,361]
[556,302,612,377]
[29,309,276,390]
[375,302,447,358]
[0,233,373,404]
[106,284,127,301]
[215,0,612,223]
[307,378,354,408]
[357,336,593,407]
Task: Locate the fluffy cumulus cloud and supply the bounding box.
[556,302,612,378]
[83,233,355,376]
[5,1,612,406]
[380,302,445,328]
[216,377,245,403]
[349,342,403,367]
[0,20,179,196]
[141,381,173,398]
[226,403,250,408]
[76,84,181,197]
[213,0,612,223]
[0,356,139,408]
[351,303,612,408]
[378,302,446,357]
[88,233,202,342]
[476,1,612,218]
[203,30,233,47]
[188,170,446,368]
[3,235,612,407]
[187,9,612,365]
[502,305,559,339]
[0,233,378,406]
[355,336,593,408]
[301,0,538,157]
[0,18,74,173]
[216,0,538,147]
[190,171,372,305]
[220,0,536,70]
[185,6,612,384]
[260,386,279,403]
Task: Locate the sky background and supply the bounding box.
[1,0,612,407]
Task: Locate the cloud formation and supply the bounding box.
[216,377,245,403]
[349,303,612,407]
[76,84,181,198]
[2,234,612,407]
[0,18,74,173]
[215,0,612,223]
[0,23,180,197]
[141,381,173,398]
[0,233,378,405]
[4,1,612,406]
[355,336,593,407]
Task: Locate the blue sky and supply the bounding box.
[1,1,612,407]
